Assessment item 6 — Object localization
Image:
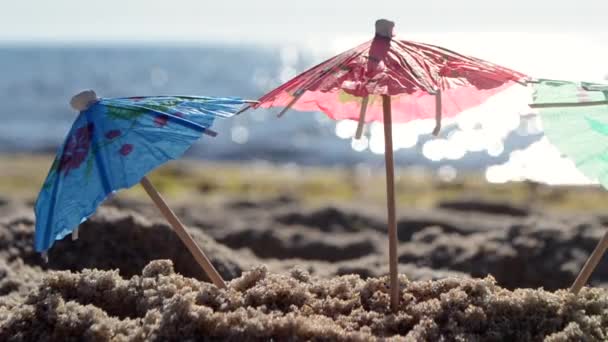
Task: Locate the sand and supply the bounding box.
[2,157,608,340]
[1,260,607,341]
[1,193,608,340]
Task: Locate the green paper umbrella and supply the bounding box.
[531,79,608,293]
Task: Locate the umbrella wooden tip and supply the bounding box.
[432,126,441,137]
[375,19,395,38]
[70,90,99,112]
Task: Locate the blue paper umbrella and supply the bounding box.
[34,91,250,287]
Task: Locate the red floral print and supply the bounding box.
[105,129,121,139]
[119,144,134,156]
[59,123,94,176]
[154,114,169,127]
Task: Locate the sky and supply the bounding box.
[1,0,607,43]
[2,0,607,82]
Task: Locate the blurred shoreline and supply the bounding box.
[1,153,607,212]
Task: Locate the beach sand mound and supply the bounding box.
[1,260,607,341]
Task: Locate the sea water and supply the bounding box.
[0,43,544,177]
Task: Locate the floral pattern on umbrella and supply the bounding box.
[35,95,247,253]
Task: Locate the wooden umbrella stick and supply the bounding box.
[530,100,608,109]
[140,176,227,289]
[570,228,608,294]
[234,100,260,116]
[236,104,252,115]
[432,90,442,136]
[203,128,218,137]
[382,95,400,312]
[278,90,306,118]
[355,95,369,139]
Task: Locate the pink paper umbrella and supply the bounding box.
[245,19,529,312]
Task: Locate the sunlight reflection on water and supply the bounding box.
[324,83,594,186]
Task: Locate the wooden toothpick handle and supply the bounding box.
[140,176,227,289]
[570,228,608,294]
[382,95,400,312]
[355,95,369,139]
[278,90,306,118]
[432,90,442,136]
